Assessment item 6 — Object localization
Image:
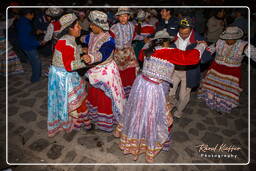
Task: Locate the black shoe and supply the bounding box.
[85,123,95,131]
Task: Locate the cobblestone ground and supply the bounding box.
[1,54,256,171]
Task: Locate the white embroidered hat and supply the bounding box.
[115,8,131,16]
[88,10,109,31]
[45,8,63,17]
[219,26,244,40]
[59,13,78,32]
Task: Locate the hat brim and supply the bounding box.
[88,18,109,31]
[219,33,243,40]
[59,17,78,33]
[115,11,131,16]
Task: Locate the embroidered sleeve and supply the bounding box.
[71,58,86,71]
[55,39,86,71]
[77,44,83,54]
[206,42,217,55]
[88,37,115,64]
[194,43,207,58]
[244,44,256,62]
[43,23,54,42]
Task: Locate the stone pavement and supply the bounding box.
[1,55,256,171]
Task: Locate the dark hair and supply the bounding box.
[234,8,247,17]
[144,38,171,58]
[161,8,174,15]
[22,9,34,16]
[56,19,79,40]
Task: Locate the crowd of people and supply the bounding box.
[2,7,256,162]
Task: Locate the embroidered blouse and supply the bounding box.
[52,34,86,71]
[110,22,135,49]
[83,32,115,64]
[207,39,256,67]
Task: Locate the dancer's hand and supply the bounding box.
[196,40,207,45]
[40,40,46,46]
[167,114,173,127]
[82,54,91,64]
[36,29,44,35]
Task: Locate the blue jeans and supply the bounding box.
[23,49,42,82]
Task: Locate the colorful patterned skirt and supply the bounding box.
[115,74,172,161]
[85,60,126,132]
[48,65,88,137]
[113,47,138,97]
[198,61,242,113]
[0,41,24,76]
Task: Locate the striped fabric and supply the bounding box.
[0,38,24,76]
[198,61,242,113]
[86,60,125,132]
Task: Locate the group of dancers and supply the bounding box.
[47,8,256,162]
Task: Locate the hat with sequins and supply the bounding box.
[45,8,63,17]
[179,16,194,28]
[115,8,131,16]
[88,10,109,31]
[219,26,244,40]
[59,13,78,32]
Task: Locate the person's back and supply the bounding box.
[15,9,41,83]
[16,15,40,51]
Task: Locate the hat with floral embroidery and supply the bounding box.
[220,26,244,40]
[115,8,131,16]
[45,8,63,17]
[59,13,78,32]
[88,10,109,31]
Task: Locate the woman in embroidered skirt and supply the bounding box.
[114,29,206,162]
[198,26,256,114]
[48,13,89,137]
[110,8,139,97]
[81,10,126,132]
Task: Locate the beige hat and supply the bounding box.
[59,13,78,32]
[219,26,244,40]
[45,8,63,17]
[149,9,158,16]
[137,10,150,20]
[88,10,109,31]
[115,8,131,16]
[153,29,174,40]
